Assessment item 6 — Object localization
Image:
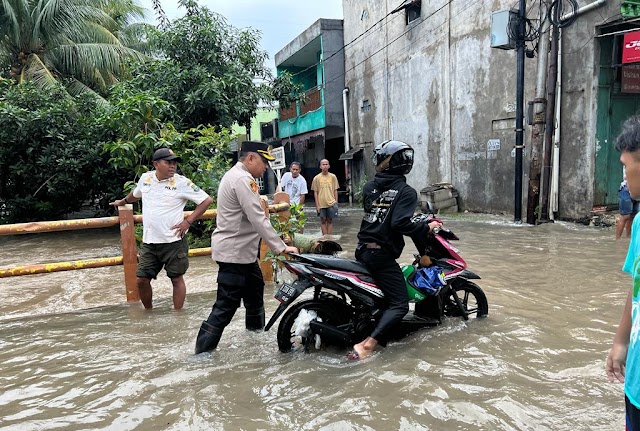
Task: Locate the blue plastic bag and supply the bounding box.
[411,266,446,295]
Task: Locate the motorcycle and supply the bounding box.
[264,215,488,353]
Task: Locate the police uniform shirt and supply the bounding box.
[133,171,209,244]
[212,162,286,264]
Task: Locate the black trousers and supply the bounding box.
[355,245,409,341]
[195,261,265,353]
[627,395,640,431]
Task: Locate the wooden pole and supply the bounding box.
[117,205,139,303]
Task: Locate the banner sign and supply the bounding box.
[623,30,640,64]
[622,64,640,93]
[269,146,285,170]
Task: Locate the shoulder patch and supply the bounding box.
[186,180,201,192]
[247,179,259,194]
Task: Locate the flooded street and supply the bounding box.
[0,207,630,430]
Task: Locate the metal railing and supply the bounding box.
[0,202,290,302]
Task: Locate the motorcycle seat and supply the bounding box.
[294,253,371,275]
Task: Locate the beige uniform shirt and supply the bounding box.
[212,162,286,263]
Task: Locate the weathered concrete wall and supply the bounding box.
[343,0,612,219]
[557,1,620,218]
[275,19,345,133]
[322,22,347,130]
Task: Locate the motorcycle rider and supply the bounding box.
[350,140,442,360]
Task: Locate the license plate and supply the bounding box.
[274,283,296,304]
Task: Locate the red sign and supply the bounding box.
[623,31,640,64]
[622,64,640,93]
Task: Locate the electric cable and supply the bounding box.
[309,0,482,116]
[288,0,410,79]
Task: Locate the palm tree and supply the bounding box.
[0,0,147,98]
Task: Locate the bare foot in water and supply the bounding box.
[347,337,378,360]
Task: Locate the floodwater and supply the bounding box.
[0,207,630,430]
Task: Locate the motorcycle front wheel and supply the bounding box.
[277,299,352,353]
[443,279,489,319]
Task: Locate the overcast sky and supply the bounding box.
[138,0,344,68]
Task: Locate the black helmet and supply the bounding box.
[373,140,414,174]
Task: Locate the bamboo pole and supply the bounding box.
[0,248,213,278]
[0,257,124,278]
[0,202,292,302]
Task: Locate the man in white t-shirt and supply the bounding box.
[280,161,308,205]
[111,148,212,310]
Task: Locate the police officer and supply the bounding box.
[195,141,298,354]
[349,140,441,360]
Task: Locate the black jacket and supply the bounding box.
[357,173,430,259]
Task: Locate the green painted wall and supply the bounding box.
[278,105,325,138]
[232,108,278,141]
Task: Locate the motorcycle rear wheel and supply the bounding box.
[443,280,489,319]
[277,299,351,353]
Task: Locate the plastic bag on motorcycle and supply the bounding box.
[410,266,446,295]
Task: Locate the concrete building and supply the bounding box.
[275,19,353,201]
[342,0,636,220]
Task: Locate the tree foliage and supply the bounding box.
[0,0,303,225]
[120,0,302,130]
[0,79,124,222]
[102,89,233,200]
[0,0,148,99]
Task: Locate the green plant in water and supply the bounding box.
[262,202,307,281]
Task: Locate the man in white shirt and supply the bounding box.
[280,161,308,205]
[111,148,212,310]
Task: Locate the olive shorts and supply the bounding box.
[137,236,189,279]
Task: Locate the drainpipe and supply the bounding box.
[550,28,562,219]
[560,0,607,21]
[343,87,352,206]
[548,0,607,219]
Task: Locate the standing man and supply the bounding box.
[280,161,308,205]
[311,159,339,235]
[110,148,212,310]
[616,167,639,240]
[195,141,298,354]
[606,115,640,430]
[349,140,441,360]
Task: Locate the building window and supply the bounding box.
[406,1,421,24]
[361,99,371,113]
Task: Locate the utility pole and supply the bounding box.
[539,7,560,222]
[525,9,551,225]
[514,0,527,223]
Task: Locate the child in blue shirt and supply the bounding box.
[607,115,640,430]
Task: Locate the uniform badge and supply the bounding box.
[142,174,152,192]
[187,180,200,192]
[248,179,259,194]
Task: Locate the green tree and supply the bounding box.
[0,0,147,99]
[121,0,302,130]
[102,88,232,200]
[0,79,126,222]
